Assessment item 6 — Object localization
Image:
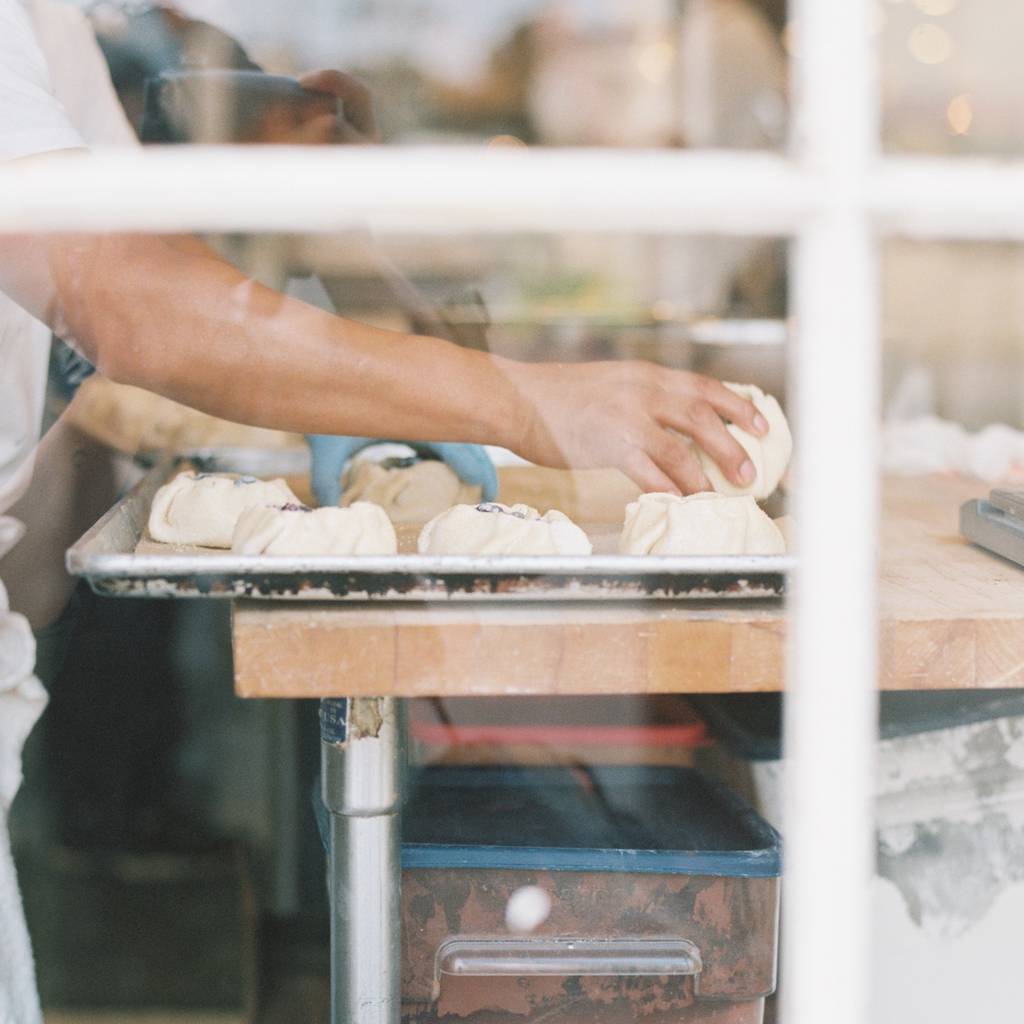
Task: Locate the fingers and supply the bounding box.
[286,113,342,146]
[657,399,755,489]
[288,115,374,146]
[643,427,713,495]
[622,449,685,496]
[334,121,374,145]
[698,377,768,437]
[298,70,379,141]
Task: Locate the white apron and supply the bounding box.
[0,285,52,1024]
[0,519,46,1024]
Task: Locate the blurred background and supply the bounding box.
[10,1,1024,1021]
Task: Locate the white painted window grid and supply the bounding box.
[1,1,1018,1021]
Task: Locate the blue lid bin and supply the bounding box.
[399,765,780,1023]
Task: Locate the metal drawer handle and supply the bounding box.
[435,937,702,982]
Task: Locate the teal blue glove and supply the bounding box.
[307,435,498,507]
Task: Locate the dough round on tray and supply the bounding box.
[772,515,795,549]
[418,502,592,556]
[148,470,299,548]
[618,491,786,556]
[232,502,398,556]
[696,382,792,501]
[341,458,481,524]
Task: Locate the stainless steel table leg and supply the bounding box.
[320,697,406,1024]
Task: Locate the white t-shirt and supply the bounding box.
[0,0,136,517]
[0,0,82,161]
[0,0,82,516]
[25,0,136,150]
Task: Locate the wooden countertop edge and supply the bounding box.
[232,604,1024,697]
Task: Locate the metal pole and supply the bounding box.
[321,697,406,1024]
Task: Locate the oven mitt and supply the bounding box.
[307,435,498,507]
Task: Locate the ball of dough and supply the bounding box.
[696,382,792,501]
[341,458,481,524]
[418,502,592,556]
[148,471,299,548]
[618,491,786,555]
[232,502,398,556]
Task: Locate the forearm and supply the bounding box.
[0,231,773,495]
[8,232,524,447]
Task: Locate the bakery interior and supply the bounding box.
[5,1,1024,1023]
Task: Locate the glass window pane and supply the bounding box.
[65,1,791,149]
[884,239,1024,429]
[881,0,1022,156]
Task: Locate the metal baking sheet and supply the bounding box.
[67,449,791,602]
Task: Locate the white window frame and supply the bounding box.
[2,1,1019,1021]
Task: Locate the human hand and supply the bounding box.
[503,361,769,495]
[291,69,380,145]
[307,435,498,507]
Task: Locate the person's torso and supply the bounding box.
[0,295,50,515]
[0,0,136,515]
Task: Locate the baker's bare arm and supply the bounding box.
[0,197,764,494]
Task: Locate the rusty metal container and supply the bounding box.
[400,766,780,1023]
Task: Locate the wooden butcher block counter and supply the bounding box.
[233,472,1024,698]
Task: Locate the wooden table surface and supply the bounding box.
[233,472,1024,698]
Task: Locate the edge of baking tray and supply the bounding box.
[67,450,793,602]
[67,549,793,601]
